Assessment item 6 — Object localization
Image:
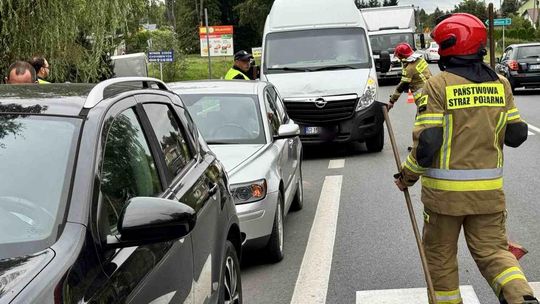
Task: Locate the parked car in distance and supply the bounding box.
[169,80,303,263]
[0,78,242,304]
[496,43,540,93]
[424,42,440,63]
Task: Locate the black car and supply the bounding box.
[496,43,540,93]
[0,78,242,304]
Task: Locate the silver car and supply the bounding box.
[424,41,440,63]
[169,80,303,262]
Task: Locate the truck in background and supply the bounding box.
[110,53,148,77]
[260,0,391,152]
[360,5,423,82]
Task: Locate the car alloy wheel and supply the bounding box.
[221,241,242,304]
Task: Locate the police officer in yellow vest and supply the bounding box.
[224,50,252,80]
[394,13,538,304]
[29,56,51,84]
[387,42,432,110]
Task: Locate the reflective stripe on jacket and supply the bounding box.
[401,72,527,216]
[390,57,432,103]
[224,68,249,80]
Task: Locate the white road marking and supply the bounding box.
[531,282,540,296]
[290,175,343,304]
[529,131,535,136]
[328,159,345,169]
[356,285,480,304]
[528,123,540,134]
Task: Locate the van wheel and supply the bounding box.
[266,194,284,263]
[290,165,303,211]
[219,241,242,304]
[365,128,384,153]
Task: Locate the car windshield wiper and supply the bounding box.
[310,65,357,71]
[267,67,311,72]
[525,55,540,58]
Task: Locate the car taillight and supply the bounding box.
[508,60,519,71]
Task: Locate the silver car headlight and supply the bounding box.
[230,179,267,205]
[356,77,377,112]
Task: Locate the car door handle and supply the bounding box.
[208,183,218,196]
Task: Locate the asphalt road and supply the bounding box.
[241,64,540,304]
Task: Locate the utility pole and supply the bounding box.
[489,3,496,69]
[205,8,212,79]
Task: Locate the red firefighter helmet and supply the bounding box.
[431,13,487,57]
[394,43,414,59]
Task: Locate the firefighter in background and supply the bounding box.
[394,13,538,304]
[387,42,432,110]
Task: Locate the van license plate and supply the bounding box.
[530,64,540,70]
[304,127,320,135]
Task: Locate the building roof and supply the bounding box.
[524,8,540,24]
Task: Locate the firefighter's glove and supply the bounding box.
[393,172,407,192]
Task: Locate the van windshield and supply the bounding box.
[369,33,415,54]
[264,28,372,74]
[0,115,80,256]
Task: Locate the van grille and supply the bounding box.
[284,98,358,124]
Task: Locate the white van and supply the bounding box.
[260,0,388,152]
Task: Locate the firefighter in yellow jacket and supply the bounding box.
[388,43,432,110]
[394,13,538,304]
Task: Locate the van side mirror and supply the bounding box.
[107,197,196,249]
[420,34,426,49]
[379,51,392,73]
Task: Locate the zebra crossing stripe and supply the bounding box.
[355,285,480,304]
[355,283,540,303]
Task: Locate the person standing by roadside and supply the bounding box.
[225,50,253,80]
[5,61,37,84]
[388,42,432,110]
[29,56,50,84]
[394,13,538,304]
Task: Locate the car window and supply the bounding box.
[503,48,513,61]
[0,115,80,253]
[268,87,288,123]
[265,90,282,135]
[143,103,193,177]
[181,93,266,145]
[517,46,540,59]
[100,108,162,235]
[430,42,438,49]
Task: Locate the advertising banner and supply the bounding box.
[200,25,234,57]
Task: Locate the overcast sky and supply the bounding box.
[399,0,500,13]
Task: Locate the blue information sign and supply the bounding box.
[485,18,512,26]
[148,50,174,63]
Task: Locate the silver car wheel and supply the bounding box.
[224,256,240,304]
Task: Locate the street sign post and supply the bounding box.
[485,18,512,51]
[148,50,174,80]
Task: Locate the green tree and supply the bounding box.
[501,0,520,16]
[453,0,488,23]
[428,7,446,28]
[355,0,370,8]
[368,0,381,7]
[0,0,148,83]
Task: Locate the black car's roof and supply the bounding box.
[0,84,95,116]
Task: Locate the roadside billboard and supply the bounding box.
[200,25,234,57]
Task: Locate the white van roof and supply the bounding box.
[266,0,365,32]
[360,5,416,32]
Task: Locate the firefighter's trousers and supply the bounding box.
[423,209,534,304]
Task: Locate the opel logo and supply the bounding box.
[315,98,327,109]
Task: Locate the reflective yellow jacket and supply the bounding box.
[401,72,528,216]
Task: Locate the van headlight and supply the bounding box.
[231,179,267,205]
[356,77,377,112]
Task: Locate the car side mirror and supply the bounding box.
[379,51,392,73]
[107,197,196,249]
[274,123,300,140]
